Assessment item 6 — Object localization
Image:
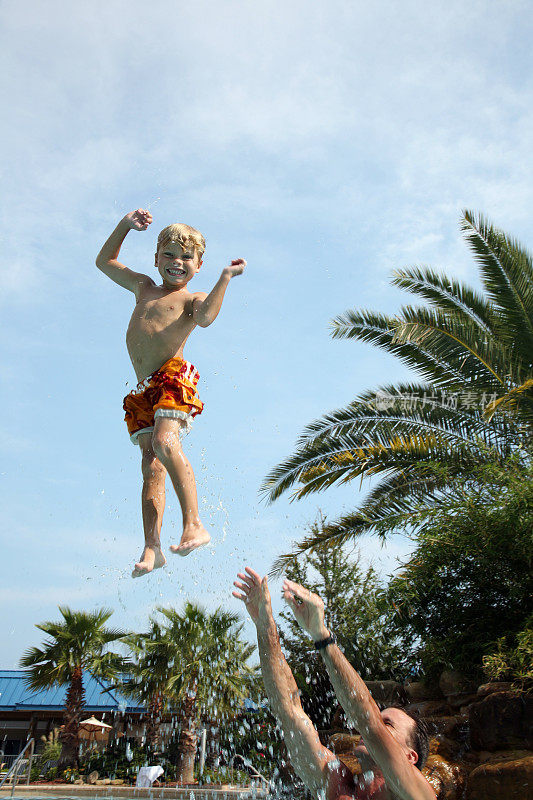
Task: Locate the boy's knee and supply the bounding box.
[141,452,165,481]
[152,429,181,463]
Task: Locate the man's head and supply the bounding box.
[155,223,206,288]
[400,708,430,771]
[356,707,429,771]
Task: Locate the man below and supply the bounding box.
[233,567,436,800]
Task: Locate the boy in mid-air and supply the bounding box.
[96,209,245,578]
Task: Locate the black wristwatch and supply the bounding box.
[314,632,337,650]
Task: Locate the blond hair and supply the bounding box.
[157,223,206,259]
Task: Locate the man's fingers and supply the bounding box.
[244,566,262,584]
[233,581,249,592]
[237,572,255,588]
[283,578,302,590]
[232,590,248,602]
[283,579,308,599]
[282,585,303,607]
[281,581,302,605]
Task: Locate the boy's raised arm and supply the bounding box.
[192,259,246,327]
[96,209,154,295]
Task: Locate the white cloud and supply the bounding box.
[1,0,532,665]
[1,0,531,303]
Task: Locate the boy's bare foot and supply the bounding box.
[169,522,211,557]
[132,545,167,578]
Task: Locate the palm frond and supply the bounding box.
[261,383,515,503]
[483,377,533,423]
[461,209,533,360]
[20,607,123,691]
[266,210,532,568]
[391,266,496,334]
[271,452,531,575]
[391,305,512,386]
[330,308,472,389]
[297,383,513,451]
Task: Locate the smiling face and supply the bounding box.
[156,240,202,288]
[355,707,418,767]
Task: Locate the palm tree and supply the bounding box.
[200,635,260,771]
[117,621,175,756]
[262,211,533,571]
[20,607,125,768]
[158,603,256,784]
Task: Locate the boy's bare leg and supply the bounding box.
[132,433,168,578]
[152,416,211,556]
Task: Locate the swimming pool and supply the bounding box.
[1,786,268,800]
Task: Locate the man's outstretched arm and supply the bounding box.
[232,568,344,795]
[283,579,436,800]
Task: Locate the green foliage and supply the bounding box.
[482,616,533,687]
[20,607,126,768]
[197,766,250,786]
[82,739,148,782]
[115,620,179,755]
[263,211,533,570]
[39,728,62,759]
[42,766,59,781]
[387,459,533,680]
[119,602,257,718]
[20,608,125,689]
[116,602,257,783]
[278,523,412,727]
[31,728,62,780]
[151,602,257,717]
[61,767,80,783]
[219,705,286,780]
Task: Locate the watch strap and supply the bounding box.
[314,632,337,650]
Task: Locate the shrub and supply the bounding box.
[483,617,533,688]
[388,460,533,680]
[81,740,148,782]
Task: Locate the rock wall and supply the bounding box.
[323,677,532,800]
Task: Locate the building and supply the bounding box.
[0,670,146,758]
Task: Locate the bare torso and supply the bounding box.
[126,280,202,381]
[328,763,392,800]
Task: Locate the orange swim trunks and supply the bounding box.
[123,357,204,445]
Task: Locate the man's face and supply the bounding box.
[156,240,202,288]
[355,707,417,766]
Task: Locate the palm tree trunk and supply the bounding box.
[58,666,84,768]
[205,721,220,770]
[176,693,197,784]
[146,692,163,754]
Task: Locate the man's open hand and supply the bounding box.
[233,567,271,625]
[223,258,246,278]
[124,209,153,231]
[282,579,330,641]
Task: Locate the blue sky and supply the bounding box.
[1,0,532,666]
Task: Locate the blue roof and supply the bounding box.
[0,671,144,713]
